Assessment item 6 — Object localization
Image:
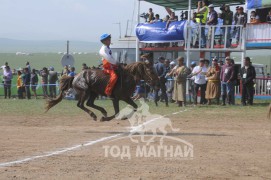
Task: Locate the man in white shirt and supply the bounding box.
[0,62,8,74]
[99,33,118,96]
[191,59,208,105]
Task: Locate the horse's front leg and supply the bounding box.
[100,99,119,121]
[123,97,138,111]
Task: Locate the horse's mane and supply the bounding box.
[124,62,149,80]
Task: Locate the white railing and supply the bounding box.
[187,23,244,51]
[246,23,271,44]
[234,77,271,95]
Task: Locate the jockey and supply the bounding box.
[99,33,118,96]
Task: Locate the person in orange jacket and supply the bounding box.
[99,33,118,96]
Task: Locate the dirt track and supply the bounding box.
[0,104,271,179]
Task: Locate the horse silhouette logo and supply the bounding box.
[116,98,179,145]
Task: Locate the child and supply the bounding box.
[17,71,23,99]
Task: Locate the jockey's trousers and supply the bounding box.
[102,59,118,96]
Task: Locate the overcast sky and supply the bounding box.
[0,0,171,42]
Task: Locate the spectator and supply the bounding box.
[20,68,26,98]
[250,11,260,24]
[30,69,39,99]
[0,62,8,74]
[217,13,223,25]
[221,4,233,47]
[215,13,223,44]
[167,57,190,107]
[165,59,171,74]
[266,9,271,23]
[61,65,70,76]
[205,58,221,105]
[68,67,76,77]
[232,6,239,37]
[207,4,218,48]
[3,66,13,99]
[204,59,210,69]
[40,67,49,98]
[165,7,178,29]
[240,57,256,106]
[169,61,176,70]
[154,56,168,107]
[218,60,224,67]
[234,7,247,45]
[165,8,178,47]
[230,59,239,105]
[207,4,218,25]
[163,15,170,22]
[220,57,235,105]
[167,61,176,101]
[82,63,88,70]
[17,71,23,99]
[22,68,31,99]
[148,8,154,23]
[188,61,197,103]
[195,0,209,48]
[191,59,208,105]
[48,67,58,98]
[151,14,162,23]
[26,61,31,72]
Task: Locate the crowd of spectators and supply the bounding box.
[139,55,256,107]
[143,3,271,49]
[0,61,87,99]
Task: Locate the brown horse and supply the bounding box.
[46,62,158,121]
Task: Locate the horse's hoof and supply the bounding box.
[100,117,106,122]
[90,113,97,121]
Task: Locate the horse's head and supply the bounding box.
[125,62,159,86]
[139,62,159,86]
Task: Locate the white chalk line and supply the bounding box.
[0,109,188,168]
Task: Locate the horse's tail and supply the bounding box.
[45,75,74,112]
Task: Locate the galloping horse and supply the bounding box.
[45,62,158,121]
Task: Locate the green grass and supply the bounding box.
[0,98,269,118]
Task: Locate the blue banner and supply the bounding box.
[136,21,186,43]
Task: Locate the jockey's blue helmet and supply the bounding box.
[100,33,111,41]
